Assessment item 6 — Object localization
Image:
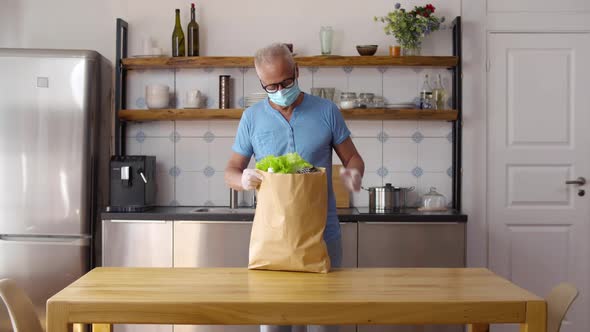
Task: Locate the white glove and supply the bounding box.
[241,169,263,190]
[339,167,362,192]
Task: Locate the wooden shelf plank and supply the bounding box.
[119,108,458,121]
[119,108,244,120]
[340,108,458,120]
[122,56,458,69]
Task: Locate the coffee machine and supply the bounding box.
[107,155,156,212]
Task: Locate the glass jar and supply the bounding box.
[421,187,447,210]
[373,96,384,108]
[339,92,357,109]
[357,93,375,108]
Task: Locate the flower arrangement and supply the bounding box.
[374,3,445,55]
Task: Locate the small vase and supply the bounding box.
[402,46,421,56]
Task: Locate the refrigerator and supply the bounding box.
[0,49,112,331]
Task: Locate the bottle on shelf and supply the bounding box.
[419,74,433,109]
[172,9,185,57]
[187,3,200,56]
[432,74,447,110]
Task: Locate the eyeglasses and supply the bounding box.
[260,76,296,93]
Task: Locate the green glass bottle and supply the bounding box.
[172,9,185,57]
[187,3,200,56]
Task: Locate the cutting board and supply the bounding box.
[332,165,350,208]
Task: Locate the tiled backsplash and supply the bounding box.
[126,67,454,208]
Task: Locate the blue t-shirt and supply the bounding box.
[232,93,351,242]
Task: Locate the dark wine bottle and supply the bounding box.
[172,9,185,57]
[187,3,200,56]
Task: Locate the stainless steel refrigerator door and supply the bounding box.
[0,235,89,332]
[0,50,97,236]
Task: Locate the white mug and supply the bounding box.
[185,90,201,108]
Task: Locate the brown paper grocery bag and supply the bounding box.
[248,168,331,273]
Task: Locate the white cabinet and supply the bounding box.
[102,219,173,332]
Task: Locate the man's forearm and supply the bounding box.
[345,154,365,177]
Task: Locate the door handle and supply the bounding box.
[565,177,586,185]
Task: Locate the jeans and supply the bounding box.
[260,236,343,332]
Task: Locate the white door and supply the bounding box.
[488,33,590,332]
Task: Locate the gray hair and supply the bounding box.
[254,43,296,71]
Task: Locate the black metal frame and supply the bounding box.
[451,17,462,210]
[112,16,463,210]
[115,19,128,156]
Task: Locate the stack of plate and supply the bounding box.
[385,102,418,109]
[245,93,268,107]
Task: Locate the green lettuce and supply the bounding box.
[255,152,312,174]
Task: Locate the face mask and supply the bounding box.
[268,82,301,107]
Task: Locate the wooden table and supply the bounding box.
[47,267,546,332]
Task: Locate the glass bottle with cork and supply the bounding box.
[172,9,185,57]
[187,3,200,56]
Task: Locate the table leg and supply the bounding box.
[468,324,489,332]
[73,324,88,332]
[520,301,547,332]
[92,324,113,332]
[47,303,73,332]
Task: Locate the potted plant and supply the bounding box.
[374,3,445,56]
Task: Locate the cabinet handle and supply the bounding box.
[176,220,252,224]
[361,222,462,225]
[109,220,169,224]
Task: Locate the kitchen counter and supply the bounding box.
[102,206,467,222]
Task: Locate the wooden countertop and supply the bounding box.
[48,267,544,330]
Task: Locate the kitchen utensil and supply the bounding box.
[219,75,231,109]
[142,36,153,55]
[418,187,448,211]
[320,26,333,55]
[358,93,375,108]
[339,92,357,109]
[320,88,335,102]
[389,45,401,56]
[363,183,415,212]
[145,84,170,109]
[356,45,378,56]
[373,96,385,108]
[185,89,201,108]
[386,102,416,109]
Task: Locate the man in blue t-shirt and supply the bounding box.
[225,43,364,331]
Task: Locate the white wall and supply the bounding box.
[1,0,458,63]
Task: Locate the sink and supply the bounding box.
[190,207,256,214]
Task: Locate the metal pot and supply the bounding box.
[363,183,415,212]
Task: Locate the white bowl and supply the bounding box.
[146,94,170,109]
[146,84,170,95]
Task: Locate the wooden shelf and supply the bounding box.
[122,56,458,70]
[119,108,244,121]
[119,108,458,121]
